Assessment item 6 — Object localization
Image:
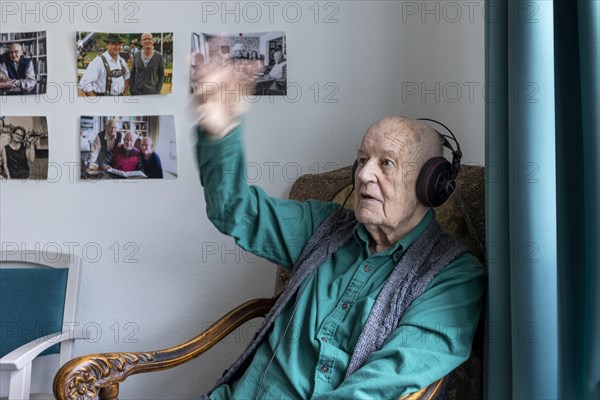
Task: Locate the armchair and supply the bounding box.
[0,250,83,400]
[54,164,485,400]
[278,164,486,399]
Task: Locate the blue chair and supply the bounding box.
[0,250,83,400]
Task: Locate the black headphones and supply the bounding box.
[352,118,462,208]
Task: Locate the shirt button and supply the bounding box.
[341,303,349,310]
[393,252,402,262]
[320,365,329,373]
[363,265,371,272]
[321,336,328,342]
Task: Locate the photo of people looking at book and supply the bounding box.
[80,115,177,180]
[0,116,48,180]
[76,31,173,96]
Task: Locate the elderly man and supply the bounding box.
[110,131,142,172]
[87,119,121,170]
[0,43,37,95]
[265,50,286,94]
[140,136,163,178]
[129,33,164,95]
[267,50,286,79]
[193,63,485,399]
[78,33,130,96]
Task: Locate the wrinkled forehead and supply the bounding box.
[359,117,443,166]
[361,118,428,152]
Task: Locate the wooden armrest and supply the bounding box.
[399,376,446,400]
[53,296,277,400]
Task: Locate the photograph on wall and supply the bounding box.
[80,115,177,180]
[76,32,173,96]
[191,31,287,96]
[0,116,49,180]
[0,31,47,95]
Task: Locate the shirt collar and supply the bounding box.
[353,209,434,258]
[103,51,120,64]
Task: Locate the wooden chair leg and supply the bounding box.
[99,384,119,400]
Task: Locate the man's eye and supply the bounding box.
[357,157,367,165]
[382,159,394,167]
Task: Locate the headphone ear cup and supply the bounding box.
[416,157,455,207]
[351,160,358,188]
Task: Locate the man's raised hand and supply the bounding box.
[192,51,262,139]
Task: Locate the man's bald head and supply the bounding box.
[354,116,444,248]
[363,116,442,169]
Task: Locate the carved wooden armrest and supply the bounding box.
[53,297,277,400]
[399,376,446,400]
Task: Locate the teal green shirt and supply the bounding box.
[197,125,486,399]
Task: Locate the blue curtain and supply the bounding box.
[486,1,599,399]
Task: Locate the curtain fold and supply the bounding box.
[578,2,600,397]
[484,1,511,398]
[486,1,599,398]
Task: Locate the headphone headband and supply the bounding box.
[416,118,462,182]
[416,118,461,152]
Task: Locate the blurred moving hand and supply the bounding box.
[192,52,262,139]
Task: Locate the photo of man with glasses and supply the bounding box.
[0,43,37,95]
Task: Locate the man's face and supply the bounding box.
[8,45,22,63]
[141,34,153,50]
[353,122,422,232]
[140,138,153,155]
[123,134,135,150]
[106,122,118,138]
[107,42,122,58]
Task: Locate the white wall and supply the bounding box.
[155,115,177,176]
[0,1,485,398]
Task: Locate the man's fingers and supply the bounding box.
[191,61,218,87]
[192,39,258,136]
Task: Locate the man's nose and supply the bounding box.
[356,161,376,184]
